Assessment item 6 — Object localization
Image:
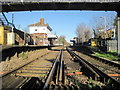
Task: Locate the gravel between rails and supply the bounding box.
[63,51,80,70]
[74,50,120,74]
[63,50,105,87]
[0,47,62,73]
[68,47,120,82]
[15,49,60,78]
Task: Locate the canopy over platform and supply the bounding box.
[47,34,57,39]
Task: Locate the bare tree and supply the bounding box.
[76,23,85,43]
[91,15,116,39]
[84,30,91,41]
[106,14,116,29]
[76,23,91,43]
[92,16,104,34]
[58,35,68,46]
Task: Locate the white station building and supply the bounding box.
[28,18,57,45]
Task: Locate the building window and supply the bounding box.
[35,29,37,31]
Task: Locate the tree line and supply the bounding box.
[75,14,117,43]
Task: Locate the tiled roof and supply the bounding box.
[28,18,48,27]
[28,18,52,31]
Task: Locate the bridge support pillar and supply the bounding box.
[117,11,120,55]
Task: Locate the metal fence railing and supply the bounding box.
[0,13,16,28]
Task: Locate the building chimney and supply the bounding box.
[40,18,44,25]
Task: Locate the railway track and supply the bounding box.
[72,46,120,68]
[66,47,120,88]
[75,52,120,80]
[45,47,120,89]
[19,49,65,89]
[1,47,120,89]
[63,50,104,89]
[71,48,120,82]
[2,48,61,89]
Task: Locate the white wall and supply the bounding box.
[29,26,52,34]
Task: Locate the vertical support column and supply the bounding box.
[0,3,2,90]
[0,27,4,45]
[117,11,120,55]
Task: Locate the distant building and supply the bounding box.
[106,28,116,39]
[28,18,57,45]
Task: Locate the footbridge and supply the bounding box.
[0,0,120,12]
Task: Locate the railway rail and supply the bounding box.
[70,47,120,82]
[19,49,65,89]
[1,46,120,89]
[66,47,120,88]
[72,46,120,68]
[1,48,61,89]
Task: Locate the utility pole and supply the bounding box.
[24,28,26,45]
[11,13,15,45]
[12,13,14,32]
[100,16,106,46]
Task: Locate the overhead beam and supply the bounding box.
[1,2,120,12]
[0,0,120,3]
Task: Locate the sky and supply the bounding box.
[5,10,117,42]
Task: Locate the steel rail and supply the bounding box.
[1,52,49,77]
[73,46,120,69]
[55,49,64,84]
[66,47,120,87]
[59,49,64,83]
[86,53,120,69]
[43,50,62,89]
[56,61,60,84]
[67,48,100,80]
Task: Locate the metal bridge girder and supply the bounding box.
[0,0,120,12]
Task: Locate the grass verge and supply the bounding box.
[94,52,120,61]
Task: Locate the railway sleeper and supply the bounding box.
[20,77,44,89]
[67,51,100,80]
[66,47,120,88]
[74,47,120,69]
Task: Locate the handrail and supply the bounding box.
[2,12,9,25]
[1,12,16,28]
[0,0,120,3]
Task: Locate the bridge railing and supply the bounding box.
[1,0,120,3]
